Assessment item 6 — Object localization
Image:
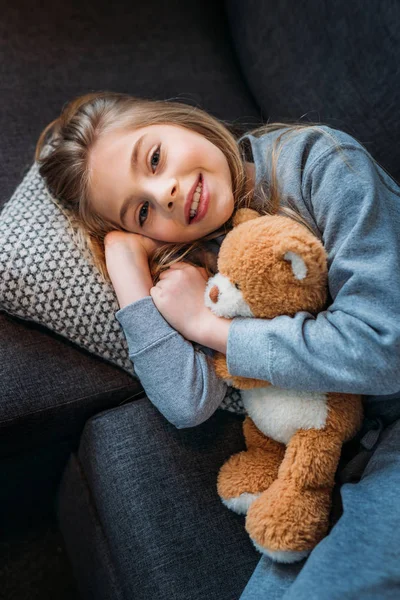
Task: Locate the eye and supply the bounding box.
[150,145,161,172]
[234,282,241,290]
[138,201,149,227]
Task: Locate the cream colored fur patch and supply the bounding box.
[242,387,328,444]
[252,540,310,563]
[221,493,260,515]
[204,273,254,318]
[284,251,307,280]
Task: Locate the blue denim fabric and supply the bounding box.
[240,419,400,600]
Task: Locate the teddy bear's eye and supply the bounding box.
[234,282,241,290]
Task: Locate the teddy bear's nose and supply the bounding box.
[209,285,219,303]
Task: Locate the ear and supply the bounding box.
[232,208,260,227]
[276,235,327,283]
[283,251,308,280]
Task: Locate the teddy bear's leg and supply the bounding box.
[245,427,344,563]
[217,416,285,515]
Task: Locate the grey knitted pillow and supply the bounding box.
[0,161,135,373]
[0,161,244,414]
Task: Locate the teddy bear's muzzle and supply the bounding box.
[204,273,254,318]
[209,285,219,303]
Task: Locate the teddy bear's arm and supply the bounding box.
[213,352,271,389]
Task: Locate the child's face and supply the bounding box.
[88,123,236,243]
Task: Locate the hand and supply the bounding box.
[104,231,165,308]
[150,262,216,341]
[104,230,165,261]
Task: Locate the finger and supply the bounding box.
[158,270,170,280]
[158,264,187,279]
[168,262,192,270]
[157,272,179,285]
[150,283,163,293]
[167,262,208,281]
[197,267,209,280]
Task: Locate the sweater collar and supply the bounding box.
[237,133,268,186]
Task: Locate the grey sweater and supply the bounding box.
[116,126,400,429]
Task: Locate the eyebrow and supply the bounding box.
[119,134,146,227]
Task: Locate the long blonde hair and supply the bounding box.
[34,91,336,283]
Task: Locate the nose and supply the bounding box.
[209,285,219,303]
[157,178,178,212]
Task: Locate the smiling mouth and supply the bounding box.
[189,177,203,222]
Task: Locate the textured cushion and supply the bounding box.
[0,162,244,413]
[0,161,134,375]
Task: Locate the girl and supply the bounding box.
[35,91,400,599]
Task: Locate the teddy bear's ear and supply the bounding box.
[277,235,327,283]
[283,251,308,280]
[232,208,260,227]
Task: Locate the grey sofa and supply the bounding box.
[2,0,400,597]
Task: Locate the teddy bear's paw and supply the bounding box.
[251,540,310,564]
[245,481,331,564]
[221,492,261,515]
[217,448,281,514]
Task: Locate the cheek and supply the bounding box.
[151,219,186,243]
[225,193,235,214]
[176,143,202,165]
[216,192,235,222]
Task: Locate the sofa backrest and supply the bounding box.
[226,0,400,180]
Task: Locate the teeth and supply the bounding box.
[189,180,202,219]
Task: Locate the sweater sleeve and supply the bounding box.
[115,296,228,428]
[226,135,400,396]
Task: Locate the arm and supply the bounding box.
[223,133,400,395]
[105,233,228,429]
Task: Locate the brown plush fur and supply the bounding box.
[208,208,363,560]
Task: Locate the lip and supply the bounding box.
[185,173,202,225]
[186,174,209,225]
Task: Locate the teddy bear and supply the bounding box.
[204,207,363,563]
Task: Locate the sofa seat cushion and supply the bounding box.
[0,310,144,457]
[57,399,260,600]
